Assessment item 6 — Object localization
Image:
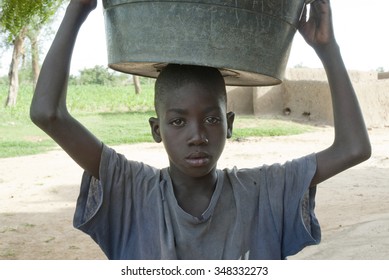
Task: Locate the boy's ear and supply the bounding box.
[226,111,235,139]
[149,117,162,143]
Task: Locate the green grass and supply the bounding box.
[67,84,155,113]
[77,111,155,145]
[232,116,312,139]
[0,83,314,158]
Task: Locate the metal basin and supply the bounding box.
[103,0,314,86]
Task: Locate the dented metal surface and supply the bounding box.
[103,0,313,86]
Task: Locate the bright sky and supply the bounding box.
[0,0,388,75]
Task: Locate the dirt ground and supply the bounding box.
[1,126,388,260]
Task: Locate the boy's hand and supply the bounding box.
[298,0,336,53]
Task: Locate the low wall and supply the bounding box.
[226,86,253,115]
[353,80,389,127]
[229,68,389,128]
[378,72,389,80]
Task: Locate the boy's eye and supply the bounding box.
[205,116,221,125]
[170,119,186,127]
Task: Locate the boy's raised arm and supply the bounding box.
[30,0,103,179]
[298,0,371,186]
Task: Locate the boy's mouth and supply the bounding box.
[185,152,210,167]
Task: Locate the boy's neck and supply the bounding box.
[169,168,218,218]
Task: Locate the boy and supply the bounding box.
[30,0,371,259]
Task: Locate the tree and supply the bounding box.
[26,21,43,89]
[78,65,115,85]
[4,25,27,106]
[0,0,65,107]
[133,75,141,94]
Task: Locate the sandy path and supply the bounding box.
[1,127,388,259]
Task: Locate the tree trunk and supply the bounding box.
[5,27,27,107]
[133,75,141,94]
[30,35,40,90]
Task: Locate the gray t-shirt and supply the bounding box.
[74,144,320,260]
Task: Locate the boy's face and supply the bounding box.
[150,80,234,179]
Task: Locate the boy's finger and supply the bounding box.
[311,0,331,13]
[310,0,332,25]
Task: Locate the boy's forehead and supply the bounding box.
[166,81,225,103]
[157,82,226,117]
[154,64,227,114]
[174,80,222,96]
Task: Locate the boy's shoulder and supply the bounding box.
[222,153,317,177]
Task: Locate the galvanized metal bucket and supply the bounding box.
[103,0,315,86]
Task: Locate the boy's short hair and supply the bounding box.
[154,64,227,116]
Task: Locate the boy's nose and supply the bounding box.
[187,124,209,146]
[188,136,209,146]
